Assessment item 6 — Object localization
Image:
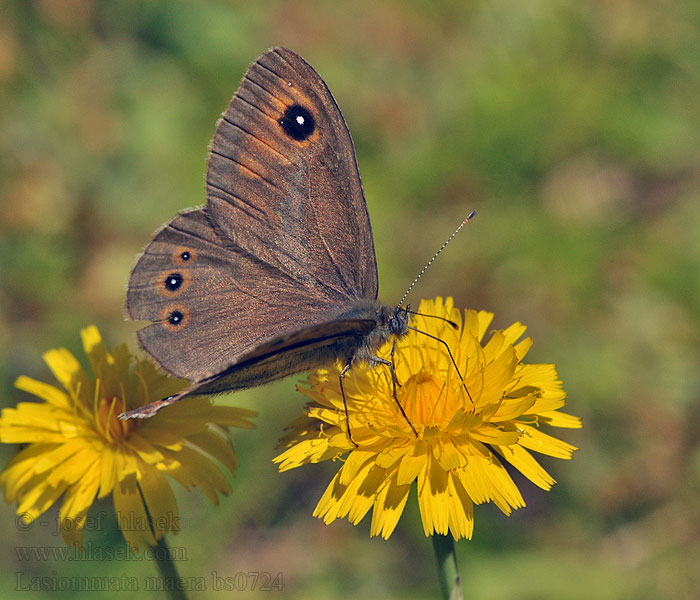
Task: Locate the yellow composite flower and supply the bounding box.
[275,297,581,540]
[0,326,256,549]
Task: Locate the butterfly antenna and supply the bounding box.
[397,210,477,308]
[405,309,459,329]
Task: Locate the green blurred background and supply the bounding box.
[1,1,699,598]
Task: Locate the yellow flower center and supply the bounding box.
[96,396,132,443]
[400,369,461,429]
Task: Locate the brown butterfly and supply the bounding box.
[120,47,422,424]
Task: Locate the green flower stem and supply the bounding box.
[432,534,463,600]
[153,536,188,600]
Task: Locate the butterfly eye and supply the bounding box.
[165,273,183,291]
[389,311,409,335]
[279,104,315,141]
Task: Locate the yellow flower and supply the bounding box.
[275,297,581,540]
[0,326,256,549]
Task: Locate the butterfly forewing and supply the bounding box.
[206,47,378,300]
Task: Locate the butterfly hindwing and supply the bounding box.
[127,208,364,380]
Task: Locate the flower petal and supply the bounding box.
[114,474,157,550]
[370,472,410,539]
[447,473,474,540]
[495,444,556,490]
[58,459,101,548]
[14,376,71,409]
[397,440,429,485]
[517,424,579,459]
[137,464,180,537]
[417,453,449,536]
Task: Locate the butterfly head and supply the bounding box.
[389,305,410,338]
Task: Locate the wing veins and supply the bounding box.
[179,213,338,293]
[240,228,350,299]
[318,221,353,293]
[209,149,284,192]
[166,220,231,248]
[245,73,288,107]
[220,115,292,164]
[234,93,278,122]
[207,181,268,222]
[256,57,297,87]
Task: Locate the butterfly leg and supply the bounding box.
[390,338,400,386]
[339,361,359,448]
[369,350,418,438]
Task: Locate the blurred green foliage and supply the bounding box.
[1,1,699,598]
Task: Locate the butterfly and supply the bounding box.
[120,47,425,425]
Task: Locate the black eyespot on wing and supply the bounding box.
[279,104,315,141]
[173,247,195,265]
[168,310,184,326]
[165,273,183,291]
